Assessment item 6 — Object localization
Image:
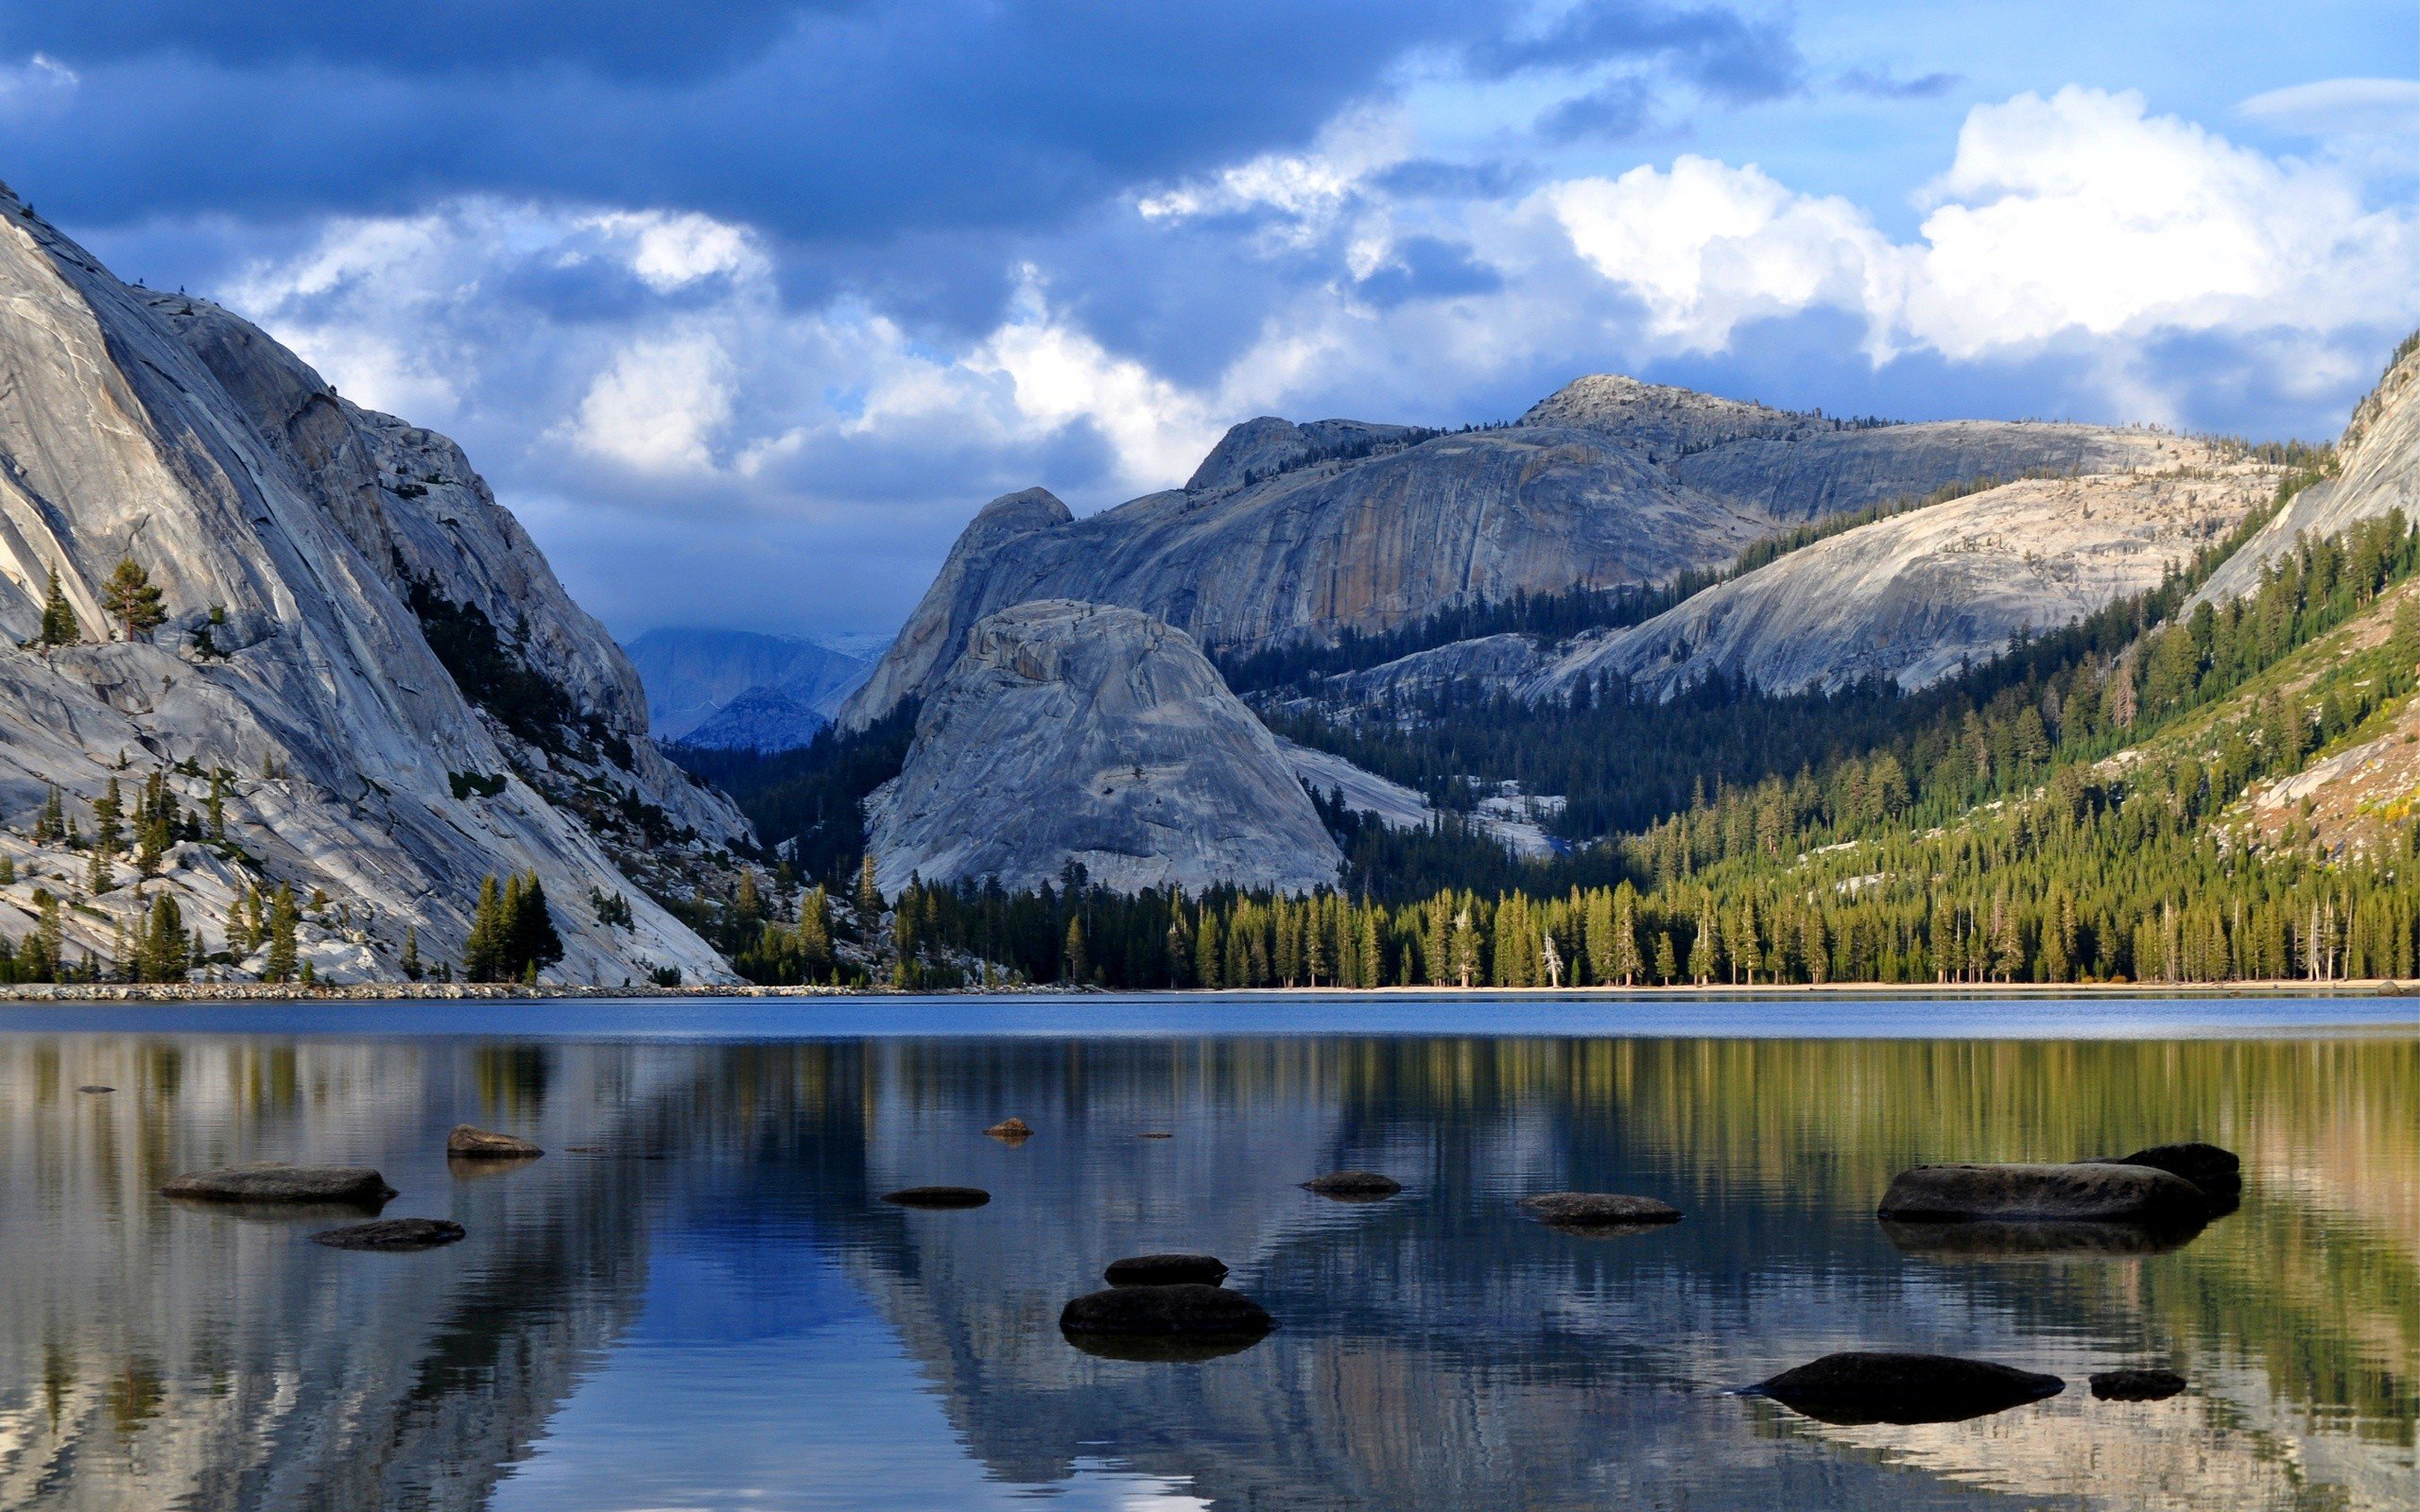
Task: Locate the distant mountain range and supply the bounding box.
[622,627,879,751]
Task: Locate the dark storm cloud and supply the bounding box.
[1355,237,1504,309]
[1539,76,1658,141]
[1465,0,1803,102]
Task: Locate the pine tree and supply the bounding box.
[263,885,298,983]
[401,925,422,981]
[101,558,166,642]
[464,874,504,981]
[206,771,226,844]
[1687,902,1717,985]
[1194,907,1222,988]
[856,854,883,918]
[36,566,78,646]
[94,778,123,857]
[140,893,187,983]
[1063,915,1088,983]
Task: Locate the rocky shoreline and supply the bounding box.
[0,978,2408,1005]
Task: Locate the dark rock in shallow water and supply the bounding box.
[985,1117,1033,1141]
[1750,1351,2066,1425]
[1519,1193,1682,1229]
[2090,1368,2187,1401]
[1105,1253,1228,1287]
[1061,1283,1271,1347]
[2104,1143,2241,1211]
[1881,1215,2204,1261]
[1139,1131,1173,1139]
[1877,1162,2209,1228]
[162,1164,397,1207]
[446,1124,544,1160]
[311,1218,466,1252]
[78,1085,113,1093]
[1302,1170,1400,1199]
[881,1185,991,1209]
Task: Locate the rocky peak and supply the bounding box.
[866,600,1341,895]
[961,486,1074,552]
[1518,373,1808,456]
[1185,417,1413,491]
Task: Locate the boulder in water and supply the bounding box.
[1061,1283,1271,1345]
[2090,1368,2187,1402]
[1749,1351,2066,1425]
[78,1085,113,1093]
[881,1185,992,1209]
[985,1117,1033,1142]
[1105,1253,1229,1287]
[1876,1162,2209,1228]
[162,1164,397,1207]
[311,1218,467,1252]
[1519,1193,1681,1230]
[2104,1143,2241,1211]
[446,1125,544,1160]
[1302,1170,1400,1199]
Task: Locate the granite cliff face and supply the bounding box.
[842,377,2174,729]
[2193,340,2420,606]
[0,181,742,982]
[865,601,1340,895]
[1530,447,2273,699]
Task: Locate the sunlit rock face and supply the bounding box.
[0,181,743,983]
[1530,451,2272,700]
[866,600,1341,895]
[2194,341,2420,606]
[841,378,2175,730]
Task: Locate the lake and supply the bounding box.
[0,996,2413,1510]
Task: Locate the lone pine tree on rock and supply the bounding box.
[101,558,166,642]
[36,565,79,646]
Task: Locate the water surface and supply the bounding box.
[0,996,2412,1510]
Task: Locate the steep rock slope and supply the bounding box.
[866,601,1340,895]
[842,378,2173,728]
[1530,451,2272,699]
[0,181,739,982]
[2194,340,2420,606]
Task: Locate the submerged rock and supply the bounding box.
[78,1085,113,1093]
[2091,1368,2188,1402]
[446,1125,544,1160]
[1749,1351,2066,1426]
[1138,1131,1173,1139]
[1104,1254,1229,1287]
[1876,1162,2210,1228]
[880,1186,992,1209]
[1881,1216,2204,1261]
[1519,1193,1682,1229]
[984,1117,1034,1142]
[1302,1171,1401,1200]
[1061,1283,1271,1344]
[310,1218,467,1252]
[162,1164,397,1207]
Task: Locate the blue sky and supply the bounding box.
[3,0,2412,640]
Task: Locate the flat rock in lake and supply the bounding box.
[881,1185,992,1209]
[311,1218,467,1252]
[162,1164,397,1207]
[78,1085,113,1093]
[985,1117,1033,1142]
[1061,1283,1271,1342]
[1139,1131,1173,1139]
[447,1125,544,1160]
[1519,1193,1681,1229]
[1302,1170,1401,1200]
[1105,1253,1228,1287]
[2091,1368,2187,1401]
[1876,1162,2209,1228]
[1750,1351,2066,1425]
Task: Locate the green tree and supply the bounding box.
[101,558,166,642]
[94,778,124,857]
[263,885,298,983]
[400,925,422,981]
[36,566,78,646]
[139,893,187,983]
[1063,915,1089,983]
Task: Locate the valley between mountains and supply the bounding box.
[2,171,2414,990]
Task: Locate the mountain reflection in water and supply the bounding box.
[0,1009,2411,1511]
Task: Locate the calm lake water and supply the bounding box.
[0,996,2414,1511]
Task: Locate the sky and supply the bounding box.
[1,0,2413,642]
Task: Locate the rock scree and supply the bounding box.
[1104,1254,1229,1287]
[1519,1193,1682,1228]
[162,1164,398,1207]
[1061,1283,1272,1341]
[310,1218,467,1252]
[446,1125,544,1160]
[1749,1352,2066,1426]
[1302,1171,1401,1199]
[1876,1162,2212,1228]
[880,1186,992,1209]
[2090,1368,2188,1402]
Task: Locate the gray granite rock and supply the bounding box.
[866,601,1340,895]
[162,1164,397,1206]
